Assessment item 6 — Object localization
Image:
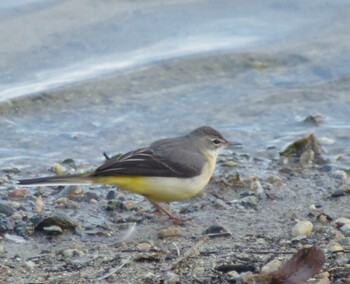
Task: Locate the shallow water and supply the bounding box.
[1,0,350,170]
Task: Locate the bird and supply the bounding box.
[19,126,231,223]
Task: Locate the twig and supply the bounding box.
[170,237,208,270]
[172,242,180,256]
[96,256,131,281]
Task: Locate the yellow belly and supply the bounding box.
[93,160,215,202]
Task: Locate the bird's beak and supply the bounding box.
[226,140,242,148]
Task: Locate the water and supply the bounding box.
[1,0,350,170]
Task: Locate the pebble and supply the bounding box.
[136,242,153,251]
[332,170,348,183]
[52,163,67,175]
[4,233,26,244]
[221,160,237,167]
[0,203,15,216]
[158,227,180,239]
[202,224,232,238]
[300,149,314,165]
[14,222,34,237]
[239,196,257,209]
[340,224,350,235]
[318,137,335,145]
[35,215,77,231]
[292,220,313,237]
[43,225,63,234]
[62,248,85,258]
[335,217,350,228]
[106,190,117,200]
[24,260,35,271]
[8,189,30,199]
[0,218,14,233]
[250,180,264,195]
[316,272,330,284]
[84,191,100,202]
[212,198,230,210]
[261,259,282,273]
[338,184,350,192]
[327,241,344,252]
[65,185,85,201]
[56,197,68,206]
[266,176,284,187]
[303,115,323,125]
[331,189,345,198]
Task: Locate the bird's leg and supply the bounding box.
[145,198,186,225]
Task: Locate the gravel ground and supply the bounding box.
[0,136,350,284]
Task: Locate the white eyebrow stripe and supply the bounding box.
[122,158,149,162]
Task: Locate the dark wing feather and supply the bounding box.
[91,147,201,178]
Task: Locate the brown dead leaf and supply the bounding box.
[270,246,325,284]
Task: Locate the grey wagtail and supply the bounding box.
[19,126,230,223]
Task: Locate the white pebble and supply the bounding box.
[4,234,26,244]
[261,259,282,273]
[292,221,313,237]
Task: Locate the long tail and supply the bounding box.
[18,173,93,187]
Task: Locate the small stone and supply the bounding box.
[318,137,335,145]
[239,195,257,209]
[292,220,313,237]
[43,225,63,234]
[202,224,232,238]
[317,214,331,224]
[52,163,67,175]
[300,149,314,165]
[158,227,180,239]
[143,272,156,280]
[212,198,230,210]
[35,196,44,213]
[0,218,14,233]
[335,217,350,228]
[65,185,84,201]
[261,259,282,273]
[266,176,284,187]
[137,242,153,251]
[303,115,323,125]
[35,215,77,231]
[4,234,26,244]
[339,184,350,192]
[14,222,34,237]
[106,190,117,200]
[56,197,68,206]
[84,191,99,202]
[328,241,344,252]
[250,180,264,195]
[62,248,85,258]
[24,260,35,271]
[0,203,15,216]
[332,171,348,183]
[340,224,350,235]
[221,160,237,167]
[8,189,30,199]
[227,270,239,278]
[331,189,345,198]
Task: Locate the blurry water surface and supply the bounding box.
[1,0,350,170]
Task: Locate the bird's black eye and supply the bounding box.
[213,138,221,145]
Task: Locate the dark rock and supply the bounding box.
[35,215,77,231]
[0,203,15,216]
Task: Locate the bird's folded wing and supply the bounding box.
[92,148,200,178]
